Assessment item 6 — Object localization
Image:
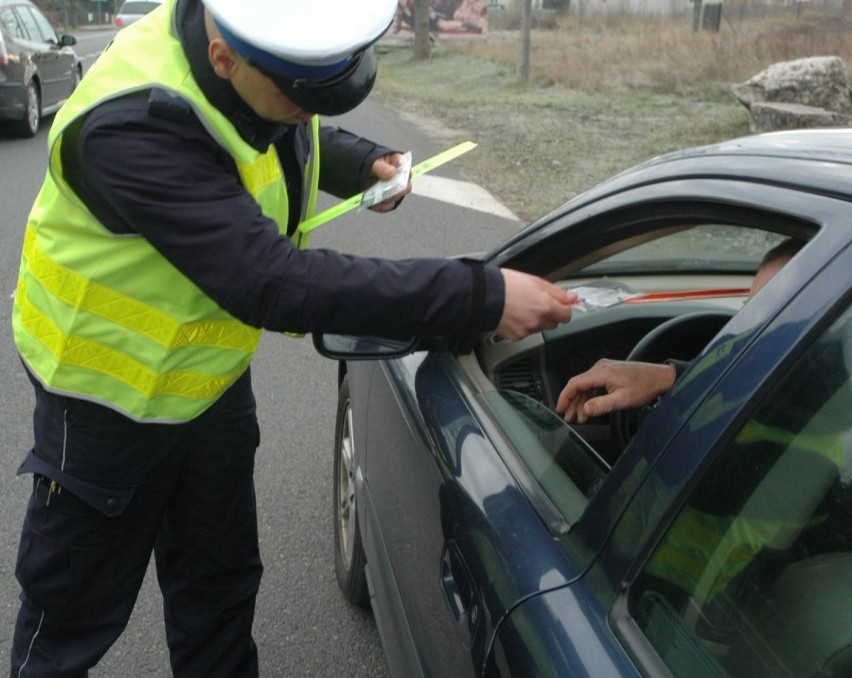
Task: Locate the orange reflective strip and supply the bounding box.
[624,288,750,303]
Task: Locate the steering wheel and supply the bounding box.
[612,311,734,449]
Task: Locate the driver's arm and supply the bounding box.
[556,359,677,424]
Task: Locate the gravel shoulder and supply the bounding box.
[372,44,751,223]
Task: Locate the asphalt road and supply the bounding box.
[0,30,523,677]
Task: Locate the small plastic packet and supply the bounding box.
[359,151,412,210]
[570,284,639,311]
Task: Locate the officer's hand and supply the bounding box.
[555,359,677,423]
[495,269,576,341]
[368,152,412,213]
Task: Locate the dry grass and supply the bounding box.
[373,10,852,221]
[460,10,852,93]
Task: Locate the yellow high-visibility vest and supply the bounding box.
[13,0,320,422]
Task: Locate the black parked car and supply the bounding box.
[0,0,81,136]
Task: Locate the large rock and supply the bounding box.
[748,102,852,133]
[731,56,851,114]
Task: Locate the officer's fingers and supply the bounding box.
[549,285,579,306]
[371,154,406,181]
[368,180,412,213]
[497,270,578,339]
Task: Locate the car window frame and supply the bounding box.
[607,243,852,675]
[472,188,822,535]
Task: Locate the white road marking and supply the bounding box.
[412,175,520,222]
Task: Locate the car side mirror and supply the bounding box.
[59,35,77,46]
[312,333,419,360]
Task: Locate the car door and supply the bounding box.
[27,5,74,102]
[487,231,852,677]
[0,6,27,94]
[12,4,62,107]
[605,244,852,675]
[360,351,587,676]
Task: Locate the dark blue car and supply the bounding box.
[316,129,852,677]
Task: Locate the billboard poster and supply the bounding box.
[385,0,489,39]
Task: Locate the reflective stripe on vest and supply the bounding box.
[12,0,320,422]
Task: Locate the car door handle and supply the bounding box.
[441,543,480,648]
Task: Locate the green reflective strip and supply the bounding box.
[409,140,477,178]
[298,192,362,233]
[297,140,478,234]
[17,279,234,400]
[24,230,260,351]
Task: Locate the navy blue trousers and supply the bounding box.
[11,369,263,677]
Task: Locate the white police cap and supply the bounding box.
[202,0,398,68]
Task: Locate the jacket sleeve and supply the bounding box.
[64,96,505,338]
[318,124,397,198]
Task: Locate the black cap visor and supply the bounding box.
[252,47,377,117]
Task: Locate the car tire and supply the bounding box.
[11,81,41,138]
[333,375,370,608]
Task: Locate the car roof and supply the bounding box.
[562,128,852,216]
[488,128,852,273]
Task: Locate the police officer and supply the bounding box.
[9,0,576,674]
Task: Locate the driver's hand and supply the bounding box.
[556,359,676,423]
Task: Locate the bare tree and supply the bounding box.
[518,0,532,83]
[413,0,431,59]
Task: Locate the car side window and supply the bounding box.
[28,6,58,43]
[628,304,852,677]
[1,7,25,39]
[481,390,609,526]
[13,6,41,42]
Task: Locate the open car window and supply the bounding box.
[628,303,852,676]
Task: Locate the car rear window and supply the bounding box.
[118,1,160,13]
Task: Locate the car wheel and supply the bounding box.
[11,81,41,138]
[333,375,370,608]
